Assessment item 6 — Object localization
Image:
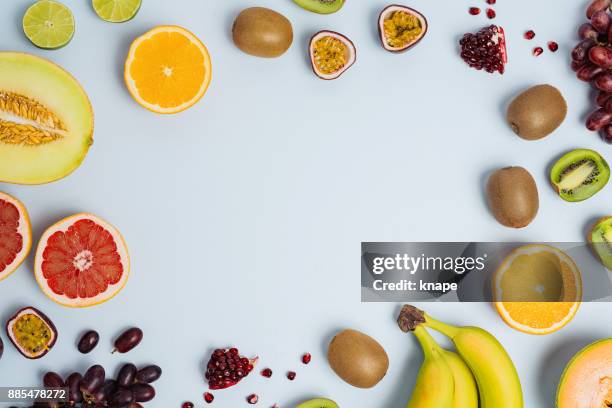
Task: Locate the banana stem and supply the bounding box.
[412,325,441,358]
[424,314,460,339]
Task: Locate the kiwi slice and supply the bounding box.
[550,149,610,202]
[293,0,344,14]
[296,398,340,408]
[589,217,612,269]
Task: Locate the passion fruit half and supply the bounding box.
[309,31,356,80]
[6,307,57,359]
[378,5,427,52]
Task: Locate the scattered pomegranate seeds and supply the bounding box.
[486,8,496,19]
[302,353,312,364]
[469,7,481,15]
[524,30,536,40]
[204,392,214,404]
[261,368,273,378]
[247,394,259,404]
[287,371,296,381]
[486,0,496,4]
[182,403,194,408]
[548,41,559,52]
[533,47,544,56]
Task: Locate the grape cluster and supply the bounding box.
[573,0,612,143]
[33,363,161,407]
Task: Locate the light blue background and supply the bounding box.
[0,0,611,406]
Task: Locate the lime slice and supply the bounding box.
[92,0,142,23]
[23,0,75,49]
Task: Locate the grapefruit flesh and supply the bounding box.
[34,213,129,307]
[0,192,31,281]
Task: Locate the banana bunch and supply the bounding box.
[399,305,523,408]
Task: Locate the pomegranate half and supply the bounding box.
[309,30,356,80]
[378,5,427,52]
[6,306,57,359]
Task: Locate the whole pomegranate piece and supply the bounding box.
[205,348,257,390]
[459,25,507,74]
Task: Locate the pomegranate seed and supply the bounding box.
[287,371,296,380]
[205,348,256,390]
[533,47,544,56]
[460,25,507,74]
[524,30,535,40]
[247,394,259,404]
[204,393,214,404]
[182,403,194,408]
[486,0,496,3]
[548,41,559,52]
[261,368,273,378]
[486,8,496,18]
[302,353,312,364]
[469,7,481,15]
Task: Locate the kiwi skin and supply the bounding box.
[507,84,567,140]
[232,7,293,58]
[328,329,389,389]
[296,398,339,408]
[486,167,539,228]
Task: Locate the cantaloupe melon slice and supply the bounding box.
[0,52,93,184]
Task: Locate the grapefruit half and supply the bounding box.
[0,191,32,282]
[34,213,129,307]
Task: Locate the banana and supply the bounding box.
[424,312,523,408]
[406,325,454,408]
[442,349,479,408]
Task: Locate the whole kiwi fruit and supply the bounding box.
[328,329,389,388]
[507,84,567,140]
[487,167,539,228]
[232,7,293,58]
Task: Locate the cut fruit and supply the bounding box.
[293,0,344,14]
[205,348,257,390]
[6,307,57,359]
[494,244,582,335]
[557,338,612,408]
[23,0,75,49]
[34,213,130,308]
[589,216,612,270]
[550,149,610,202]
[296,398,340,408]
[0,192,31,282]
[0,52,94,185]
[124,26,212,114]
[378,5,427,52]
[309,31,356,80]
[460,25,507,74]
[92,0,142,23]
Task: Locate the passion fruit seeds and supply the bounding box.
[378,5,427,52]
[6,306,57,359]
[309,31,356,80]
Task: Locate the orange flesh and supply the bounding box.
[129,31,207,109]
[313,36,348,75]
[383,11,422,49]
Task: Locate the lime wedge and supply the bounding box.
[23,0,75,49]
[92,0,142,23]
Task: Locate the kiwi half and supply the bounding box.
[296,398,339,408]
[550,149,610,202]
[589,217,612,270]
[293,0,344,14]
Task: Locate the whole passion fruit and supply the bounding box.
[309,30,356,80]
[6,307,57,359]
[378,5,427,52]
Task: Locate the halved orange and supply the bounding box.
[34,213,130,308]
[124,25,212,114]
[493,244,582,335]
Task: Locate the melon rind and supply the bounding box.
[34,213,130,308]
[0,52,93,184]
[0,191,32,282]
